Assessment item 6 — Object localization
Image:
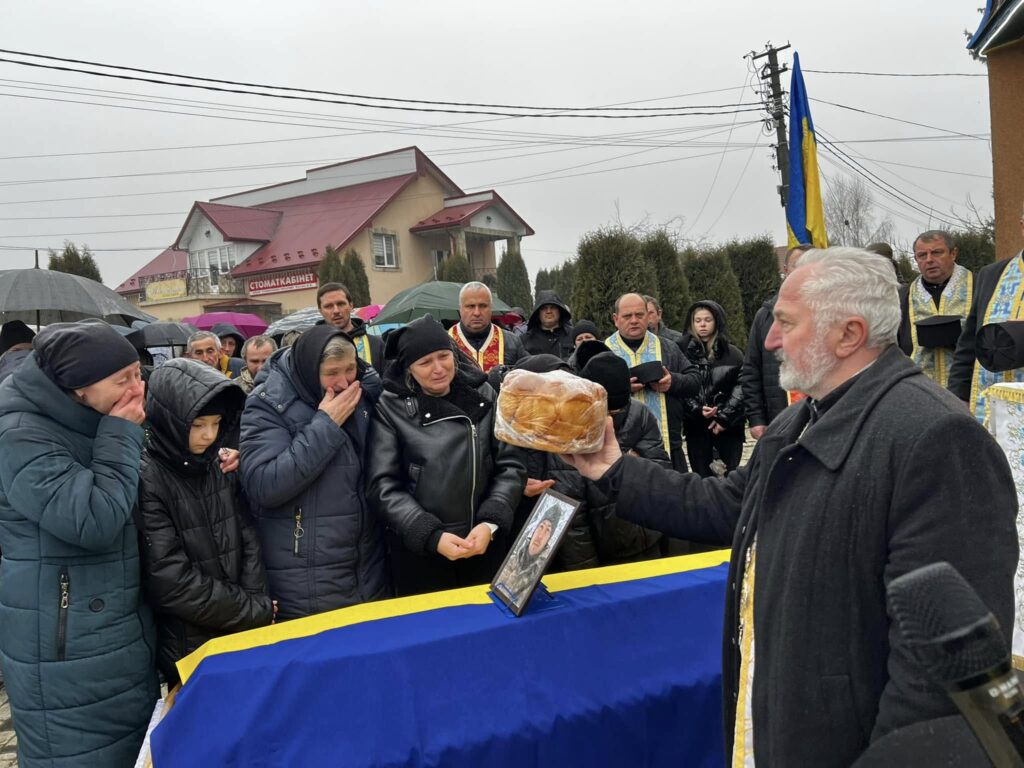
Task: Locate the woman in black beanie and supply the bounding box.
[367,315,526,596]
[0,321,159,767]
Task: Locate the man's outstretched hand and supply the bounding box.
[560,417,622,481]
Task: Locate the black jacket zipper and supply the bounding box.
[293,507,304,557]
[57,567,69,661]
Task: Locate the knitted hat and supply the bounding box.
[573,339,611,373]
[572,320,599,343]
[0,320,35,354]
[514,354,571,374]
[580,351,631,411]
[385,315,452,371]
[34,321,140,390]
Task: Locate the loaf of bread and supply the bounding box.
[495,369,607,453]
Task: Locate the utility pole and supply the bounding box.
[752,42,791,208]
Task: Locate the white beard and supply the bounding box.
[776,334,839,395]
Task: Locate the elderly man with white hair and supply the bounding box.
[448,281,528,373]
[563,247,1017,767]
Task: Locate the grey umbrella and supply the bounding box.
[134,321,194,347]
[0,269,156,327]
[266,306,322,337]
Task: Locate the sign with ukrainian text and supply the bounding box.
[248,271,317,296]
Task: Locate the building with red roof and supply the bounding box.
[115,147,534,322]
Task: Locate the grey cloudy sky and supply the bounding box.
[0,0,993,289]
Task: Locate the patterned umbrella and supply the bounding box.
[265,306,322,338]
[0,268,156,327]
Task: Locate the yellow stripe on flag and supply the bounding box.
[176,549,730,684]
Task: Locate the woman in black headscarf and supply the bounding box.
[240,324,390,620]
[367,316,526,596]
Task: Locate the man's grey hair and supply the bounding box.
[912,230,955,252]
[458,281,492,304]
[643,295,661,312]
[792,247,900,350]
[186,330,220,354]
[241,334,277,358]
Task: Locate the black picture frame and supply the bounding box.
[490,489,581,617]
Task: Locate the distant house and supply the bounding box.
[115,147,534,321]
[968,0,1024,259]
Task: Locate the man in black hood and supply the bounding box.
[523,290,574,360]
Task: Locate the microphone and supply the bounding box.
[887,562,1024,768]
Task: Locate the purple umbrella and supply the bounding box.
[180,311,268,338]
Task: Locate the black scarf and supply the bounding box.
[290,324,345,405]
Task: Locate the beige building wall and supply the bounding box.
[359,173,450,304]
[137,297,213,322]
[989,41,1024,260]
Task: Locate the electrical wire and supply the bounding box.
[0,47,755,112]
[0,55,763,118]
[804,69,986,77]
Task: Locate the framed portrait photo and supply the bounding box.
[491,489,581,617]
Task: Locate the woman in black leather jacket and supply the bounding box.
[366,316,526,596]
[679,300,746,477]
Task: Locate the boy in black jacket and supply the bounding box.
[136,358,274,685]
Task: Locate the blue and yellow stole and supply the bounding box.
[908,264,973,387]
[971,256,1024,423]
[606,331,672,455]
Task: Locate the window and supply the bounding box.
[372,233,398,269]
[432,249,450,269]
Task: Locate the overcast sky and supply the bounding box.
[0,0,993,290]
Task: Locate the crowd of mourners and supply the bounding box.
[0,227,1015,767]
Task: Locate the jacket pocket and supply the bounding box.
[57,567,70,661]
[407,464,422,495]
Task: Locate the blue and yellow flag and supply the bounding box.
[786,53,828,249]
[148,552,729,768]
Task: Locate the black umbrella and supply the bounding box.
[134,321,193,347]
[0,268,156,327]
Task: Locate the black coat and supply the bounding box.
[240,348,390,620]
[680,301,746,430]
[522,290,575,360]
[532,399,670,570]
[137,359,272,682]
[680,332,745,429]
[596,346,1018,766]
[948,253,1021,401]
[738,295,788,427]
[366,363,527,554]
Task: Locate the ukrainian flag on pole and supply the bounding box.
[786,52,828,248]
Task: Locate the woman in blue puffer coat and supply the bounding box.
[0,322,159,768]
[240,324,390,620]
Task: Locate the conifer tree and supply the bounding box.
[572,228,657,337]
[681,246,747,345]
[641,230,690,330]
[342,248,372,306]
[495,243,533,310]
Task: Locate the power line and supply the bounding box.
[0,47,750,112]
[816,139,960,229]
[0,55,763,118]
[804,69,986,78]
[808,98,989,140]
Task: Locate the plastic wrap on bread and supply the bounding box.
[495,369,608,453]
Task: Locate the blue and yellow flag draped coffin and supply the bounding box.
[151,552,729,767]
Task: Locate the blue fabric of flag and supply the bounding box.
[786,52,828,249]
[151,565,727,768]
